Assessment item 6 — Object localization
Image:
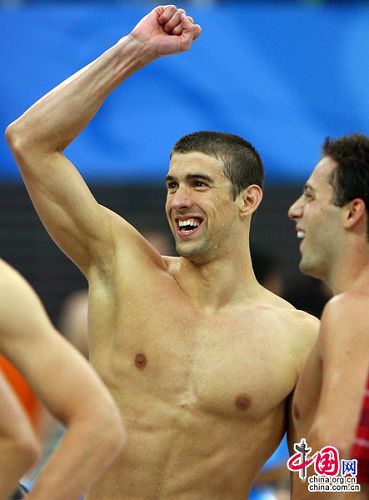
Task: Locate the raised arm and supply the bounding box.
[5,6,201,276]
[0,260,126,500]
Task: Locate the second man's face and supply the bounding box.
[288,157,343,280]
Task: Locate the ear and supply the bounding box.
[237,185,263,219]
[343,198,366,229]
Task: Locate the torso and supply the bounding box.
[292,284,369,500]
[85,235,317,499]
[292,341,322,442]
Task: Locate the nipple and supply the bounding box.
[235,394,251,411]
[135,353,147,370]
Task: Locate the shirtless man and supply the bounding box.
[0,259,126,500]
[6,5,318,499]
[288,133,369,498]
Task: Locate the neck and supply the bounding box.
[326,241,369,295]
[173,251,260,312]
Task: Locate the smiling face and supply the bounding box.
[165,151,240,261]
[288,156,344,281]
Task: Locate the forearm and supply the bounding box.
[6,35,153,157]
[0,440,39,499]
[0,374,40,498]
[28,413,125,500]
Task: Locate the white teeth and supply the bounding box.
[178,219,200,228]
[297,231,305,239]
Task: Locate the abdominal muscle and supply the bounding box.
[86,397,284,500]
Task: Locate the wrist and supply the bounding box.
[116,34,157,68]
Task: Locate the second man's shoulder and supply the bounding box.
[320,291,369,339]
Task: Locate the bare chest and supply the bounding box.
[91,283,298,422]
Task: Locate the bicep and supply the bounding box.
[2,317,111,424]
[314,344,367,447]
[19,151,113,274]
[311,303,369,451]
[17,334,111,423]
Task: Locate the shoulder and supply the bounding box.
[284,308,320,362]
[259,297,320,376]
[262,290,320,337]
[102,209,172,274]
[256,290,319,355]
[0,259,30,297]
[95,206,168,267]
[320,291,369,344]
[323,290,369,317]
[272,293,320,357]
[0,259,47,329]
[0,258,16,282]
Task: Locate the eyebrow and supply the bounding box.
[165,173,214,184]
[303,183,315,193]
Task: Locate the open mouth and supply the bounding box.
[175,217,204,236]
[296,230,306,252]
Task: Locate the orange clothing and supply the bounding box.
[0,356,41,431]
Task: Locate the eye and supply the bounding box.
[193,180,208,189]
[166,181,178,191]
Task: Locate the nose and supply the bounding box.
[288,195,303,221]
[170,185,192,211]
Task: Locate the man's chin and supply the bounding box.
[299,257,312,275]
[176,241,208,261]
[299,257,323,280]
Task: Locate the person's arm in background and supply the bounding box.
[0,372,40,499]
[0,259,126,500]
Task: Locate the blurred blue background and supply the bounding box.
[0,0,366,326]
[1,1,369,183]
[0,4,364,496]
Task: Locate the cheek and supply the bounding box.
[164,198,171,215]
[305,203,324,223]
[214,203,236,232]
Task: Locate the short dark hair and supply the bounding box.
[171,131,264,200]
[322,133,369,237]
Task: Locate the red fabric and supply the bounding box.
[352,379,369,483]
[0,356,41,432]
